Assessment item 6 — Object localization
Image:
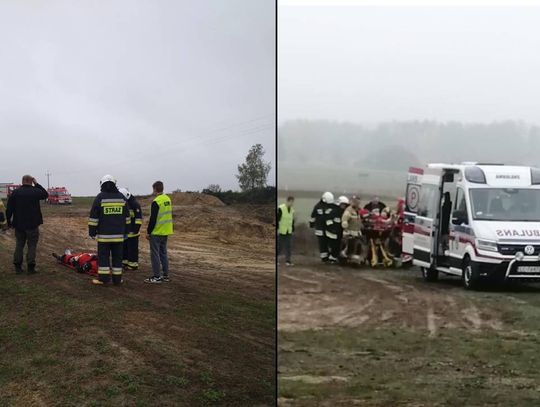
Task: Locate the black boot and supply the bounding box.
[14,264,23,274]
[27,264,37,274]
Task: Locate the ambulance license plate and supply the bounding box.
[517,266,540,273]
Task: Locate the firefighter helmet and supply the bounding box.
[337,195,350,205]
[118,187,131,200]
[322,192,334,204]
[100,174,117,186]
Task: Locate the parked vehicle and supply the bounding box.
[402,163,540,289]
[47,187,72,205]
[0,183,21,199]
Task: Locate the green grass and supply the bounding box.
[0,265,275,406]
[280,327,540,406]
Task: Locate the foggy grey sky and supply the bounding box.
[279,6,540,124]
[0,0,275,196]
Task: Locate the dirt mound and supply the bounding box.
[175,205,274,241]
[138,192,225,207]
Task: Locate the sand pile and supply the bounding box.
[138,192,225,207]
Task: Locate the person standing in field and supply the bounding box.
[144,181,173,284]
[326,195,349,263]
[119,187,143,270]
[310,192,334,263]
[0,199,7,230]
[88,175,131,286]
[277,196,295,266]
[5,175,49,274]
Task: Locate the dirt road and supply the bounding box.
[0,195,275,406]
[279,255,540,407]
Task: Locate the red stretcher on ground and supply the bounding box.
[52,251,98,276]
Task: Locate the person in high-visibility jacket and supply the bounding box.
[119,187,143,270]
[0,199,6,230]
[277,196,295,266]
[88,175,130,285]
[144,181,173,284]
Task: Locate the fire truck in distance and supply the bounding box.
[0,183,21,199]
[47,187,72,205]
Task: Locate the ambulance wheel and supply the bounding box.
[421,266,438,282]
[462,257,481,290]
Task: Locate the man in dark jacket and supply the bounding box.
[88,175,131,285]
[6,175,49,274]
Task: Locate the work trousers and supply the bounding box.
[316,234,329,261]
[150,235,169,278]
[97,242,123,285]
[277,234,293,263]
[122,236,139,269]
[327,236,341,260]
[14,228,40,267]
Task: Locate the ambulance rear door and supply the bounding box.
[403,167,423,258]
[413,175,441,268]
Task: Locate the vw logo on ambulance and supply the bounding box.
[524,245,535,255]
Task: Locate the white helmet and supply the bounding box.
[118,187,131,200]
[338,195,350,205]
[322,191,334,204]
[100,174,117,186]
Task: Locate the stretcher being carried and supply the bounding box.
[362,211,396,268]
[341,199,408,268]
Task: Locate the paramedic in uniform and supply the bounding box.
[364,197,387,214]
[88,175,131,285]
[310,192,334,262]
[119,187,143,270]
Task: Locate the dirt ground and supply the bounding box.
[279,254,540,407]
[0,194,275,406]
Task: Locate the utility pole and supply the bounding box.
[46,171,51,190]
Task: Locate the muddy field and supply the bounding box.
[0,194,275,406]
[279,255,540,406]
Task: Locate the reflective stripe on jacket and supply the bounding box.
[151,194,173,236]
[88,192,130,241]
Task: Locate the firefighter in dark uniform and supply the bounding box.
[88,175,130,285]
[326,195,349,263]
[309,191,334,262]
[119,187,143,270]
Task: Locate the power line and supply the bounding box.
[54,118,274,176]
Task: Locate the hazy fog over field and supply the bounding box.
[279,5,540,194]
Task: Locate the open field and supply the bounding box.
[0,194,275,406]
[278,254,540,407]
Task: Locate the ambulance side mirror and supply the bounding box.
[452,211,467,225]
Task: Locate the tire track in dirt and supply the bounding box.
[279,256,506,335]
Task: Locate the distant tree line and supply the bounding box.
[279,120,540,171]
[202,185,275,205]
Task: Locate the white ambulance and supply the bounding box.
[402,163,540,289]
